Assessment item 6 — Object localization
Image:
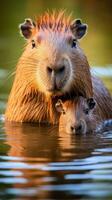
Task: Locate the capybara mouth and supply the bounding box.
[47,84,63,94]
[48,89,63,97]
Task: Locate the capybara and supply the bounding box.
[55,97,97,134]
[56,95,112,134]
[5,11,112,124]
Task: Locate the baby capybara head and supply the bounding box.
[19,11,92,98]
[55,97,96,134]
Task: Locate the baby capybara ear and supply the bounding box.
[87,98,96,110]
[19,18,36,39]
[70,19,88,39]
[55,99,65,114]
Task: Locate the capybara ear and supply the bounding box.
[70,19,88,39]
[55,99,65,114]
[19,18,36,39]
[87,98,96,110]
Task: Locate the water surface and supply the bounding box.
[0,116,112,199]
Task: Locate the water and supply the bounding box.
[0,117,112,199]
[0,1,112,199]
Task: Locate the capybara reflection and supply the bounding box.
[5,11,112,124]
[55,97,97,134]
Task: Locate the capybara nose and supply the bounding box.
[47,65,66,92]
[47,65,65,74]
[57,65,65,73]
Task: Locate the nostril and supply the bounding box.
[47,66,52,73]
[58,66,65,73]
[75,124,82,131]
[78,124,82,130]
[71,126,74,131]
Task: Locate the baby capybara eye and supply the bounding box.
[71,39,77,48]
[31,40,36,48]
[84,108,89,115]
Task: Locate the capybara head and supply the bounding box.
[55,97,96,134]
[19,11,92,98]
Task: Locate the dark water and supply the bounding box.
[0,1,112,199]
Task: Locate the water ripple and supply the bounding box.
[0,177,27,184]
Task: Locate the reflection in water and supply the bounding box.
[5,123,59,160]
[0,122,111,199]
[5,122,100,160]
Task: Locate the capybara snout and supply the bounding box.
[39,53,73,93]
[69,119,86,134]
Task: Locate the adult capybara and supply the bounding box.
[5,11,112,124]
[55,97,97,134]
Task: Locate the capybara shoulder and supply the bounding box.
[92,76,112,120]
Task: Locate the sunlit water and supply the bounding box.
[0,67,112,200]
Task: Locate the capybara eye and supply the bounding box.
[84,108,89,115]
[71,39,77,48]
[31,40,36,48]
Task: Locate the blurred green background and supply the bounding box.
[0,0,112,67]
[0,0,112,101]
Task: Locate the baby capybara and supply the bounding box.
[5,11,112,124]
[56,97,112,134]
[55,97,97,134]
